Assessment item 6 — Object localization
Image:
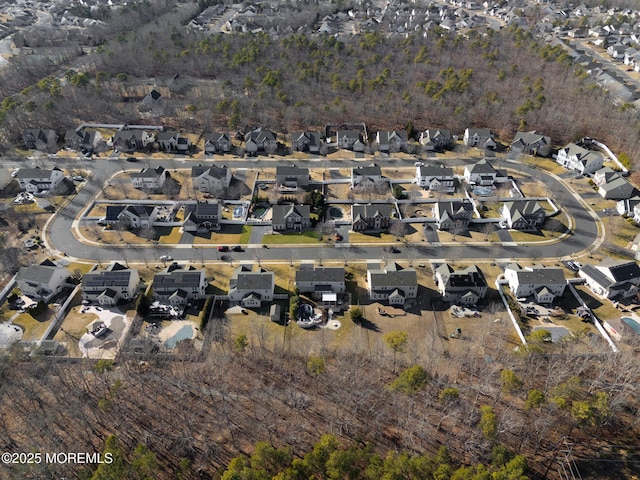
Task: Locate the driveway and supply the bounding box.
[248,225,270,245]
[423,224,440,243]
[496,229,513,242]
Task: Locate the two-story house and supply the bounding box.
[598,175,638,200]
[420,129,453,150]
[434,200,474,231]
[555,143,604,175]
[152,264,207,307]
[504,263,566,304]
[158,131,191,153]
[228,265,275,307]
[579,260,640,299]
[376,130,408,152]
[15,167,65,193]
[245,127,277,154]
[183,201,221,232]
[203,132,232,154]
[295,265,345,301]
[336,130,365,151]
[510,131,552,157]
[16,260,70,302]
[415,165,455,192]
[191,165,232,194]
[271,204,311,231]
[463,128,496,149]
[463,159,507,185]
[351,164,384,189]
[291,131,323,153]
[367,262,417,306]
[81,262,140,305]
[130,166,167,191]
[276,165,310,189]
[434,263,488,305]
[23,129,57,152]
[593,167,620,187]
[112,129,155,152]
[108,205,159,229]
[65,128,103,153]
[501,200,545,230]
[352,203,391,232]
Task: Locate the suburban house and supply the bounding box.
[16,260,70,302]
[501,200,545,230]
[276,165,310,189]
[291,131,323,153]
[434,263,488,305]
[23,129,57,152]
[336,130,365,151]
[598,175,638,200]
[376,130,408,152]
[271,204,312,231]
[579,260,640,299]
[463,159,507,185]
[420,129,453,150]
[295,265,345,301]
[245,127,277,153]
[228,265,275,307]
[191,165,232,194]
[81,262,140,305]
[65,128,102,153]
[15,167,65,193]
[463,128,496,149]
[352,164,384,188]
[130,166,167,191]
[152,264,207,307]
[367,262,417,306]
[183,201,220,232]
[158,131,191,153]
[352,203,391,232]
[504,263,567,304]
[415,165,455,192]
[510,131,552,157]
[555,143,604,175]
[112,129,155,152]
[593,167,620,187]
[106,205,159,229]
[617,196,640,217]
[203,132,232,154]
[434,200,474,231]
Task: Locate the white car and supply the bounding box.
[11,169,19,178]
[159,255,173,261]
[414,162,424,167]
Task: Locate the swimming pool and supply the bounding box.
[621,317,640,335]
[473,187,493,196]
[233,206,244,218]
[164,324,194,349]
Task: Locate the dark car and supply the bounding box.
[232,246,243,252]
[218,246,229,252]
[126,157,138,162]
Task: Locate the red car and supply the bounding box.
[217,246,229,252]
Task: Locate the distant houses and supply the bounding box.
[112,129,155,153]
[420,129,452,151]
[336,130,365,151]
[510,131,551,157]
[23,129,57,152]
[376,130,407,152]
[203,132,232,154]
[291,131,322,153]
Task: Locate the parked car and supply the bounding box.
[11,169,19,178]
[97,218,107,226]
[126,157,138,162]
[73,176,84,182]
[232,246,243,252]
[218,246,229,252]
[414,162,424,167]
[159,255,173,261]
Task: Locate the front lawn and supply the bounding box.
[263,230,322,244]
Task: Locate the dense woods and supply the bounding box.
[0,326,638,479]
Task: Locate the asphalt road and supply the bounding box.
[39,154,601,265]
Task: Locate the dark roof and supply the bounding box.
[352,203,391,220]
[272,204,310,225]
[418,165,454,177]
[82,267,137,289]
[368,263,417,288]
[435,264,487,288]
[191,165,229,179]
[352,164,382,177]
[153,269,205,291]
[296,266,345,284]
[276,165,309,177]
[105,205,126,221]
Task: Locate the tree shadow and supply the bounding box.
[354,317,380,332]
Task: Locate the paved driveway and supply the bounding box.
[496,229,513,242]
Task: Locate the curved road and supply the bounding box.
[42,155,601,265]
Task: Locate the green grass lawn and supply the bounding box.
[239,226,252,244]
[158,227,184,245]
[13,310,52,341]
[263,230,322,244]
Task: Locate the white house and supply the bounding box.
[504,263,566,304]
[501,200,546,231]
[158,131,191,152]
[367,262,417,306]
[130,166,167,191]
[15,167,65,193]
[434,263,487,305]
[336,130,365,151]
[191,165,232,194]
[555,143,604,175]
[376,130,408,152]
[463,159,507,185]
[203,132,232,154]
[463,128,496,149]
[415,165,455,192]
[16,261,70,302]
[420,129,452,150]
[579,260,640,299]
[81,262,140,305]
[510,131,551,157]
[352,164,383,188]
